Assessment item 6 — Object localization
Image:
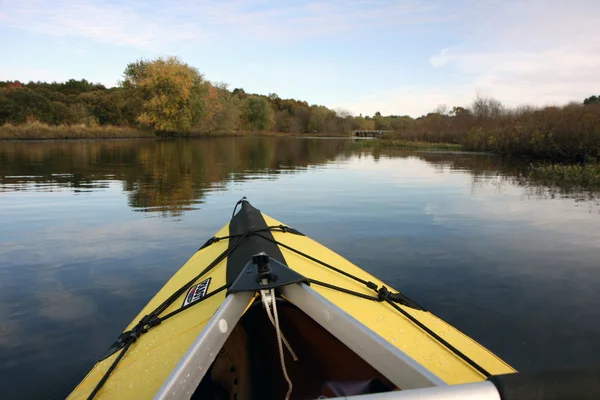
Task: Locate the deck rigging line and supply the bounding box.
[87,202,491,398]
[251,232,492,378]
[87,225,302,399]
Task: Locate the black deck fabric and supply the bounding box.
[226,201,287,285]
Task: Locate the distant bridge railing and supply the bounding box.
[351,130,392,137]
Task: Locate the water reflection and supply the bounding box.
[1,138,599,400]
[418,152,600,202]
[3,141,598,216]
[0,138,353,215]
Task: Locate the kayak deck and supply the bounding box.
[68,199,515,400]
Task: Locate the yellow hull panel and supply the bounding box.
[68,224,231,400]
[69,203,515,399]
[262,214,515,384]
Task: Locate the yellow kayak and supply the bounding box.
[68,198,518,400]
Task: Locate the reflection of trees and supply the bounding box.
[372,150,600,201]
[416,152,528,177]
[4,142,596,215]
[0,138,351,216]
[418,152,600,200]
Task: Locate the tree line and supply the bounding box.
[0,56,403,135]
[389,95,600,160]
[1,56,598,160]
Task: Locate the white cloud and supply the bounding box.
[345,154,600,246]
[429,48,452,68]
[1,0,598,115]
[423,0,600,111]
[0,214,204,265]
[0,0,204,49]
[340,1,600,116]
[0,0,445,48]
[336,85,474,117]
[425,45,600,109]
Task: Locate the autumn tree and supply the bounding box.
[271,98,311,133]
[195,83,242,133]
[122,56,207,133]
[275,110,303,133]
[471,95,504,120]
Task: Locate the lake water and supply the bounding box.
[1,137,599,399]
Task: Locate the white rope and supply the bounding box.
[260,290,298,361]
[261,289,294,400]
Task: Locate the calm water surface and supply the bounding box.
[1,137,599,399]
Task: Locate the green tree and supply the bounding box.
[373,115,392,130]
[308,105,337,132]
[352,115,375,130]
[67,103,97,125]
[5,87,52,123]
[0,89,15,124]
[450,106,468,116]
[244,96,274,131]
[583,95,599,105]
[390,116,412,130]
[79,90,127,125]
[232,88,247,99]
[57,79,105,96]
[122,56,207,133]
[48,101,71,124]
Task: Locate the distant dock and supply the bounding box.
[351,130,391,137]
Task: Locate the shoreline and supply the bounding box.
[348,138,464,152]
[0,123,350,141]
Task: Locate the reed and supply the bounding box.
[350,139,463,151]
[0,122,152,140]
[527,162,600,190]
[387,102,600,161]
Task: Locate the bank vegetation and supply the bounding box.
[0,57,379,140]
[1,56,599,168]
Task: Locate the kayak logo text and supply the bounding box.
[183,278,211,307]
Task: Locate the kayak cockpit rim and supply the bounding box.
[280,283,447,389]
[153,291,255,400]
[154,282,446,400]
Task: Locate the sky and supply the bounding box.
[1,0,599,117]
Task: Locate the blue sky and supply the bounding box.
[1,0,599,116]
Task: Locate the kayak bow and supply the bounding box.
[69,198,518,400]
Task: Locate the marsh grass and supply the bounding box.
[527,162,600,190]
[388,102,600,161]
[0,122,152,140]
[0,122,350,140]
[350,138,463,151]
